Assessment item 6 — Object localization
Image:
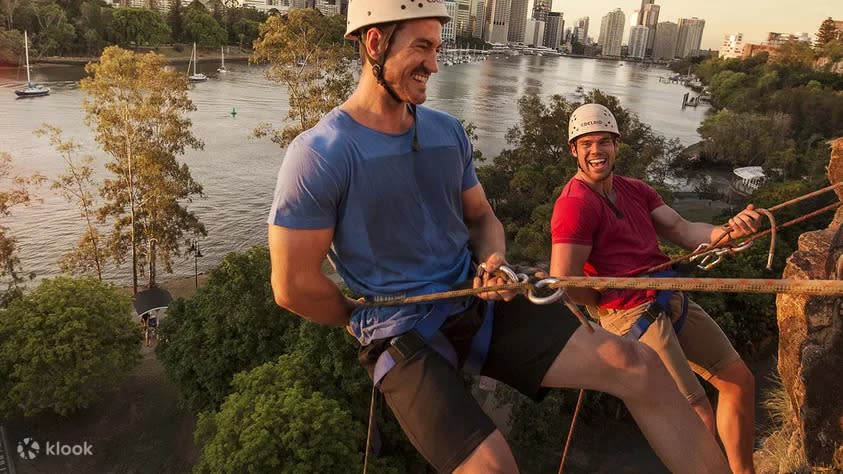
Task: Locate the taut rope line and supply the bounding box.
[362,278,843,308]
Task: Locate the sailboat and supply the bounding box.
[187,43,208,83]
[217,46,228,73]
[14,31,50,97]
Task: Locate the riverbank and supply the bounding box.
[32,45,255,66]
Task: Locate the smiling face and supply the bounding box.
[569,132,620,185]
[380,18,442,105]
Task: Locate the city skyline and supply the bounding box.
[533,0,837,50]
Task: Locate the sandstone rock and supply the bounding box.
[775,137,843,470]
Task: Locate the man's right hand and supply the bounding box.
[474,252,518,302]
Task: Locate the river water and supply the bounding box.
[0,55,710,284]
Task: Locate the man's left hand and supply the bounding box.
[726,204,762,239]
[474,252,518,302]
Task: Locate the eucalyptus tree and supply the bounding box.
[36,125,107,280]
[80,46,205,294]
[251,8,355,147]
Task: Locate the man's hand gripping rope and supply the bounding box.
[476,261,595,334]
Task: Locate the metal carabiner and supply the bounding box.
[528,277,565,305]
[477,263,526,284]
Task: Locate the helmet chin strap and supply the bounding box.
[371,63,404,104]
[362,24,421,152]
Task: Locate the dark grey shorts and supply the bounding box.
[359,295,579,472]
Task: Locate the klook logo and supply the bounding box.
[16,438,93,460]
[16,438,39,460]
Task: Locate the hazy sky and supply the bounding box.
[534,0,839,50]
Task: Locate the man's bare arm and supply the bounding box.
[550,242,601,306]
[651,204,761,250]
[268,224,358,327]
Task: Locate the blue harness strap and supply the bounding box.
[626,270,689,340]
[372,300,495,386]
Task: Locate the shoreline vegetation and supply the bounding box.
[5,46,256,67]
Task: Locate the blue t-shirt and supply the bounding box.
[268,106,480,344]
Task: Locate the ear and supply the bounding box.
[363,27,386,61]
[569,142,578,157]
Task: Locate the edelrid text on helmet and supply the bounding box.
[568,103,620,143]
[345,0,452,40]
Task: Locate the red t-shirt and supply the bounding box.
[551,175,670,309]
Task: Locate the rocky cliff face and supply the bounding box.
[773,137,843,470]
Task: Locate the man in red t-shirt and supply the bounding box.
[550,103,760,474]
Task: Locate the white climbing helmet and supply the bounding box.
[345,0,452,40]
[568,103,620,143]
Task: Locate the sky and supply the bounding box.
[534,0,840,50]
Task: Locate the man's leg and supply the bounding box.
[598,302,718,435]
[708,359,756,474]
[454,430,518,473]
[541,323,730,474]
[675,297,756,474]
[376,331,517,472]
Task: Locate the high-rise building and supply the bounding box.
[637,0,653,26]
[455,0,472,36]
[314,0,339,16]
[719,33,744,59]
[443,1,457,41]
[544,12,564,49]
[532,0,552,22]
[574,17,589,44]
[628,25,649,58]
[676,17,706,58]
[508,0,529,43]
[484,0,511,44]
[641,3,659,55]
[525,19,545,46]
[652,21,678,60]
[472,0,486,39]
[599,8,625,56]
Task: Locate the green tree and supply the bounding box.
[80,46,205,294]
[817,17,838,46]
[193,354,364,473]
[156,246,301,413]
[0,276,140,417]
[30,1,76,57]
[697,110,795,170]
[0,28,23,67]
[109,8,170,49]
[74,0,113,56]
[226,5,264,47]
[0,152,44,307]
[167,0,183,42]
[251,8,355,147]
[182,6,226,46]
[35,125,107,280]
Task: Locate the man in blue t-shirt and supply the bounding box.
[267,2,729,472]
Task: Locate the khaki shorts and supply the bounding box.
[591,292,740,403]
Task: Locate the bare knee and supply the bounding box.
[713,360,755,397]
[453,430,518,474]
[596,338,669,398]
